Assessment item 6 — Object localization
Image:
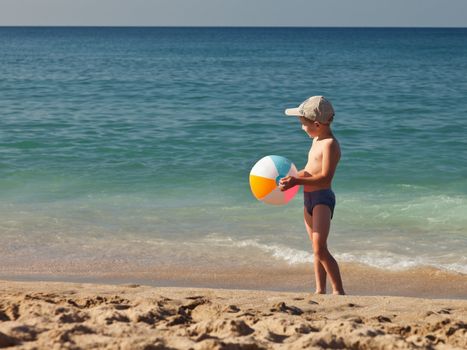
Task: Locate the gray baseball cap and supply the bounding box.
[285,96,335,124]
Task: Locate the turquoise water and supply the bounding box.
[0,27,466,278]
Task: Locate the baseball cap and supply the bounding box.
[284,96,335,124]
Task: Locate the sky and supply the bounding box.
[1,0,467,27]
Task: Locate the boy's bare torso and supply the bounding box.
[303,136,341,192]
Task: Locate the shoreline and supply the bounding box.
[0,279,466,349]
[1,262,466,300]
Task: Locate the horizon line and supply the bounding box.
[0,25,466,29]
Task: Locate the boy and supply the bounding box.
[279,96,345,295]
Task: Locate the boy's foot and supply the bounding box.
[314,290,326,295]
[332,290,346,295]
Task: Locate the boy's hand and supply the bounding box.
[279,176,297,191]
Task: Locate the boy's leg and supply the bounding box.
[304,208,327,293]
[312,205,345,295]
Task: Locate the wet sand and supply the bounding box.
[2,262,466,299]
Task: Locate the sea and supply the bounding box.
[0,27,466,292]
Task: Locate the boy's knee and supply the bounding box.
[313,244,328,260]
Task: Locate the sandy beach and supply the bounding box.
[0,279,466,349]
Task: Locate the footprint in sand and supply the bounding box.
[223,305,240,313]
[166,314,190,326]
[51,324,95,343]
[375,315,392,323]
[189,319,253,342]
[437,308,452,314]
[57,312,88,323]
[0,331,18,348]
[347,303,360,308]
[265,330,289,343]
[270,302,303,316]
[4,325,39,342]
[0,304,20,321]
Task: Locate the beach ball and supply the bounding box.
[249,155,300,205]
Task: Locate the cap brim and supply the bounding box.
[284,107,301,116]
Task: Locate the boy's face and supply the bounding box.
[299,116,320,137]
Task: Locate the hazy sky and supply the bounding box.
[1,0,467,27]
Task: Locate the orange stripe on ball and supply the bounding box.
[249,175,277,199]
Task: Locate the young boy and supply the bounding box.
[279,96,345,295]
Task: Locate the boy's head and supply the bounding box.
[284,96,334,125]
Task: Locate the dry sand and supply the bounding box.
[0,280,466,349]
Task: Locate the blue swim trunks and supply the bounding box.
[304,189,336,219]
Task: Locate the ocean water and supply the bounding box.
[0,27,466,283]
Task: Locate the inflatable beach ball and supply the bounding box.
[249,155,300,205]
